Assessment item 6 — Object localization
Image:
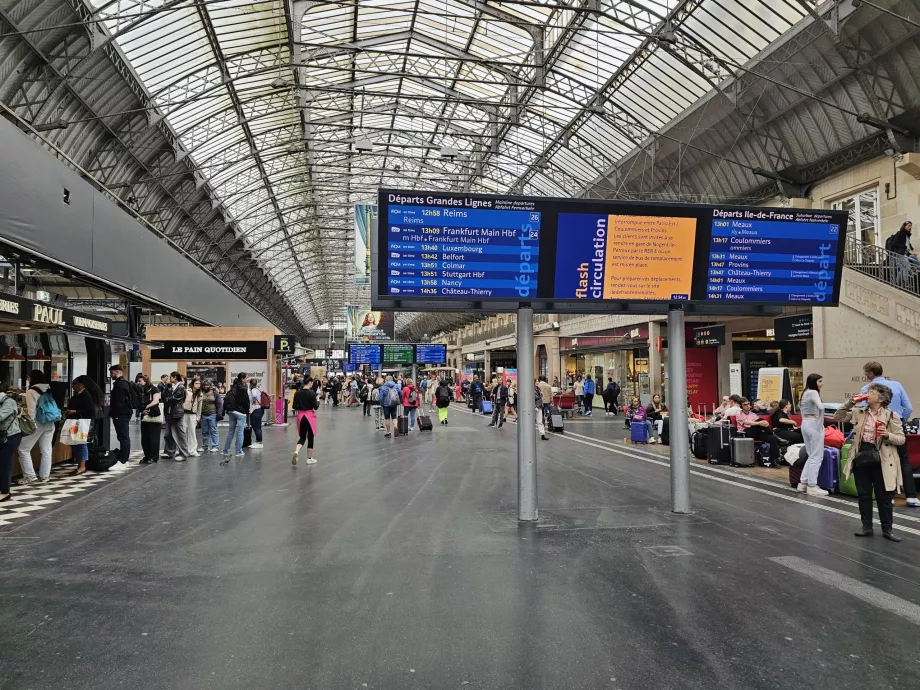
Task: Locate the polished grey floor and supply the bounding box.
[1,404,919,689]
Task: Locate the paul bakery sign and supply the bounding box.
[0,292,111,334]
[150,341,268,360]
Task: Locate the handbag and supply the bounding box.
[60,418,92,446]
[851,414,881,469]
[823,425,845,449]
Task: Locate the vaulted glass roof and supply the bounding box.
[85,0,811,330]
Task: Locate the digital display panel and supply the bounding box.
[416,344,447,364]
[705,212,840,304]
[348,344,381,364]
[385,198,540,299]
[382,344,415,364]
[374,189,848,314]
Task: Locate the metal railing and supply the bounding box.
[844,234,920,299]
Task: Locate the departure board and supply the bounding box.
[416,344,447,364]
[705,211,840,303]
[385,200,541,299]
[382,343,414,364]
[348,344,381,364]
[374,189,849,313]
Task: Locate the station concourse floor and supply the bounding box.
[2,405,920,689]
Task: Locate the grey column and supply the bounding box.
[667,305,692,514]
[412,364,417,383]
[517,307,538,521]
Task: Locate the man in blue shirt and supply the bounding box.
[861,361,917,507]
[583,375,596,417]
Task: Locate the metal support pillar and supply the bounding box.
[517,307,538,521]
[667,305,692,514]
[411,364,418,383]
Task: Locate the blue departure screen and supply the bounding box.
[416,344,446,364]
[386,205,541,299]
[349,344,381,364]
[705,214,841,303]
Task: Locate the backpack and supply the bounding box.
[18,403,36,437]
[408,387,419,405]
[885,233,896,252]
[359,385,369,402]
[370,387,380,403]
[437,386,450,403]
[631,406,647,422]
[33,387,62,424]
[260,390,270,408]
[384,385,400,407]
[128,381,143,410]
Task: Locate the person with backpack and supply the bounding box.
[888,221,913,285]
[197,379,221,452]
[106,365,135,471]
[221,373,250,462]
[248,378,265,449]
[15,370,60,484]
[379,375,401,437]
[401,377,421,432]
[360,379,372,417]
[435,379,453,425]
[603,378,620,416]
[370,377,384,430]
[0,380,24,502]
[66,375,104,474]
[162,372,192,461]
[488,379,509,428]
[470,376,484,414]
[181,379,200,458]
[133,374,162,465]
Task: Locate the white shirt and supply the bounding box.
[250,388,261,409]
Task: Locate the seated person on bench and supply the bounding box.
[735,398,781,464]
[770,398,804,445]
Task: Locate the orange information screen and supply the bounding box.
[553,212,697,301]
[603,215,697,300]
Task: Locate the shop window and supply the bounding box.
[831,188,879,246]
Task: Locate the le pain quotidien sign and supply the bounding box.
[0,292,111,335]
[149,341,269,360]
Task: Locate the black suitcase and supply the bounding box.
[660,417,670,446]
[706,425,732,464]
[417,415,433,431]
[397,416,409,436]
[242,425,252,448]
[550,414,564,433]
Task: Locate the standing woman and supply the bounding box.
[65,375,104,474]
[0,381,23,502]
[248,378,264,449]
[435,378,452,425]
[798,374,829,496]
[221,372,249,461]
[135,374,161,464]
[16,370,56,485]
[505,381,518,421]
[292,378,319,465]
[189,378,204,453]
[835,383,905,540]
[401,377,420,431]
[198,379,220,452]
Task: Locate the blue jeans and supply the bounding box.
[72,443,88,462]
[200,414,219,449]
[223,412,246,455]
[405,407,417,429]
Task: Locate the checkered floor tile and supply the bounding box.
[0,460,141,530]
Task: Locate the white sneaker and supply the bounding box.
[906,498,920,507]
[807,485,829,497]
[291,450,298,466]
[250,443,264,449]
[305,457,317,464]
[796,483,807,493]
[649,438,657,444]
[109,461,127,472]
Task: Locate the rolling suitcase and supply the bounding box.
[481,400,493,415]
[731,437,756,467]
[242,425,252,449]
[550,414,564,433]
[660,417,670,446]
[707,425,732,464]
[817,447,840,492]
[417,415,433,431]
[630,421,648,443]
[397,416,409,436]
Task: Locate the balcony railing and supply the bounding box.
[844,234,920,299]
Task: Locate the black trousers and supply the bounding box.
[111,416,131,462]
[853,451,894,531]
[774,428,804,445]
[363,400,371,416]
[0,433,22,495]
[583,393,593,413]
[297,416,315,448]
[746,427,781,460]
[472,393,482,413]
[897,442,916,499]
[140,422,161,461]
[491,403,506,426]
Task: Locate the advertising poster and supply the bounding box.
[502,367,517,388]
[354,203,376,285]
[553,213,697,301]
[346,306,395,342]
[740,352,779,401]
[685,348,718,413]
